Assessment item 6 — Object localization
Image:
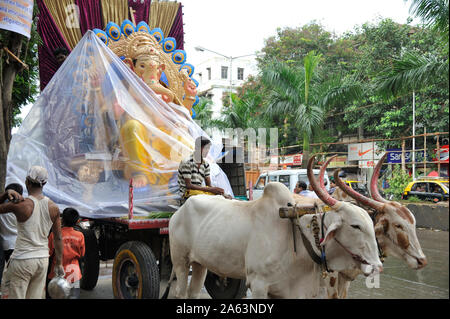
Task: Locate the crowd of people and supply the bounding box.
[0,166,85,299]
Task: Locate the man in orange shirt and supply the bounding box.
[48,208,85,299]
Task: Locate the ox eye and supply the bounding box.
[394,224,403,230]
[351,225,361,230]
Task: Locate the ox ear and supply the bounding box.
[321,219,342,246]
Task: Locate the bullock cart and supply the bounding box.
[76,148,248,299]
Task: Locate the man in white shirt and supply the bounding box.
[0,167,64,299]
[294,181,318,198]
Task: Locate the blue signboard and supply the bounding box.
[386,149,428,163]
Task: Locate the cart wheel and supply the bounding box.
[79,228,100,290]
[112,241,160,299]
[204,271,247,299]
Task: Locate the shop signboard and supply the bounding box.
[348,142,382,161]
[326,156,347,168]
[387,148,428,163]
[359,160,379,168]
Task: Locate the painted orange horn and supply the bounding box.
[370,152,390,203]
[308,155,338,207]
[319,155,338,190]
[334,169,385,211]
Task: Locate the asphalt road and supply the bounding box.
[79,228,449,299]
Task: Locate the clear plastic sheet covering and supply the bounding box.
[6,31,233,218]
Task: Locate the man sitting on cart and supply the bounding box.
[177,136,228,204]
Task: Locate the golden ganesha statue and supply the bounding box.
[76,20,200,190]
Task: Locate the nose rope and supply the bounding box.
[333,237,370,265]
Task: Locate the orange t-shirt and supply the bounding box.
[48,227,85,283]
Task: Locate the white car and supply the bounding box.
[248,169,330,200]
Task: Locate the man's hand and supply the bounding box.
[55,264,65,278]
[6,189,23,203]
[208,187,224,195]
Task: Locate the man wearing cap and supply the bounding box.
[0,166,64,299]
[178,136,227,204]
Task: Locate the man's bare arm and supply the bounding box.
[0,201,17,215]
[185,177,224,195]
[0,190,24,204]
[49,201,64,276]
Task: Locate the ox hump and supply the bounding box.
[262,182,294,205]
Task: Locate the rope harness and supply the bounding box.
[283,203,332,278]
[281,203,383,278]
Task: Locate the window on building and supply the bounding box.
[206,67,211,80]
[221,66,228,79]
[237,67,244,80]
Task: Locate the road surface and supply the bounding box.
[79,228,449,299]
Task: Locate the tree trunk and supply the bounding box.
[0,32,24,191]
[301,134,310,169]
[358,126,364,140]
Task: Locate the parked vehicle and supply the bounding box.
[402,178,449,202]
[249,169,330,200]
[344,180,369,197]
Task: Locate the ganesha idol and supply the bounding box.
[85,20,200,189]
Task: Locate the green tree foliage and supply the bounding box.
[236,14,448,158]
[212,91,268,131]
[409,0,449,40]
[384,165,413,200]
[261,51,362,167]
[193,97,213,129]
[0,4,40,190]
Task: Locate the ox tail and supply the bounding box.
[161,268,176,299]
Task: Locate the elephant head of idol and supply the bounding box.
[101,23,194,109]
[332,152,427,270]
[121,33,176,103]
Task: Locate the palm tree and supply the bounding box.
[375,0,449,98]
[375,51,448,98]
[192,97,214,128]
[409,0,449,38]
[262,51,362,168]
[212,92,268,130]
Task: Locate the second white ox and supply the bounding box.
[168,181,383,298]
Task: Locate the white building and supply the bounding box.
[194,55,258,119]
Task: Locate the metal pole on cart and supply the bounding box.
[129,178,134,220]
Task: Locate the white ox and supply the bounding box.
[167,181,383,299]
[295,154,428,298]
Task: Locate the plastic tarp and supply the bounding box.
[6,31,233,218]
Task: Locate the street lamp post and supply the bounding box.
[194,46,255,107]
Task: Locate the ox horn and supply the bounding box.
[308,155,338,207]
[370,152,390,203]
[319,154,338,190]
[334,169,385,211]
